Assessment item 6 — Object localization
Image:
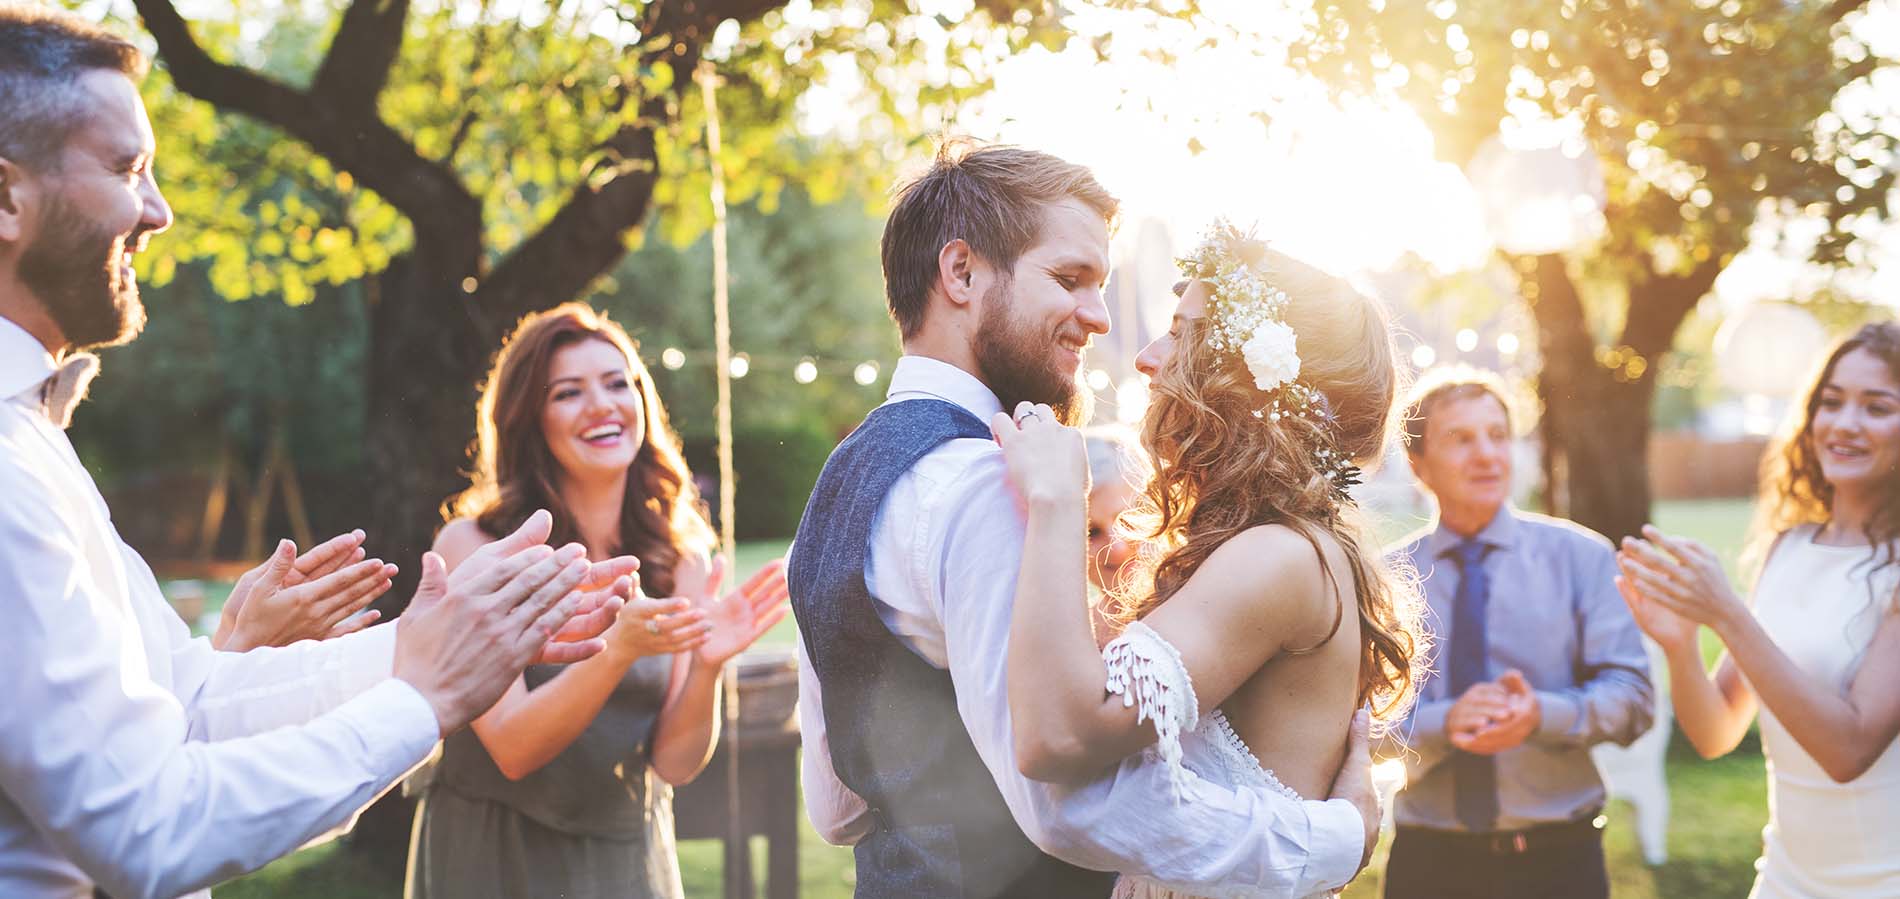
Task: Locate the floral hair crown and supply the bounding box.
[1176,220,1361,503]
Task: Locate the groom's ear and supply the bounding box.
[936,238,993,312]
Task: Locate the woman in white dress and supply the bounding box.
[1617,320,1900,898]
[993,224,1428,899]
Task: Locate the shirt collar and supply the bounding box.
[883,354,1006,423]
[1423,503,1520,559]
[0,315,58,405]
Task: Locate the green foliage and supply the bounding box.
[684,423,838,540]
[1292,0,1892,276]
[68,267,371,486]
[594,183,897,441]
[117,0,1095,296]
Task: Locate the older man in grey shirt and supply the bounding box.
[1382,368,1653,899]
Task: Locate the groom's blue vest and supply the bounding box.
[790,398,1116,899]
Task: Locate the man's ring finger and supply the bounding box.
[1017,409,1041,424]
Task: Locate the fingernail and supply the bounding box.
[556,543,586,563]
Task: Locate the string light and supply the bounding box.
[1411,344,1437,369]
[651,347,885,387]
[1497,333,1520,355]
[1087,368,1112,391]
[1455,328,1478,353]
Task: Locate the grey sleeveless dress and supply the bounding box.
[405,653,682,899]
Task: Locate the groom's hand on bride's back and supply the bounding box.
[1327,708,1380,873]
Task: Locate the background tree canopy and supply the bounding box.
[85,0,1113,599]
[1289,0,1896,540]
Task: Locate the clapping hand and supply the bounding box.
[453,544,640,667]
[213,530,398,651]
[603,562,713,660]
[395,510,612,734]
[1617,525,1745,638]
[681,555,791,668]
[1449,670,1541,755]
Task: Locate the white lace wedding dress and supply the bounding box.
[1100,622,1333,899]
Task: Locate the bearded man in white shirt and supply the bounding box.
[0,8,631,898]
[787,140,1382,898]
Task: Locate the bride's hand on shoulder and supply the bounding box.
[990,401,1088,506]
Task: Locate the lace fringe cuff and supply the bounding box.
[1102,620,1200,801]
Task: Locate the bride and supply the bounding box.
[992,223,1427,899]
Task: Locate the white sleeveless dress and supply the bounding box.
[1099,622,1333,899]
[1748,525,1900,898]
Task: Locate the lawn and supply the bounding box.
[213,498,1772,898]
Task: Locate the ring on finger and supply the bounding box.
[646,617,662,635]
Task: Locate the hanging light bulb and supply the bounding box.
[1087,368,1112,391]
[853,361,880,386]
[794,357,818,384]
[661,347,686,371]
[728,353,750,379]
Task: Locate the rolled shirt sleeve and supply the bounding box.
[1528,540,1654,749]
[935,453,1363,897]
[0,460,440,899]
[164,591,401,742]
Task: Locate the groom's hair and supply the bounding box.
[881,139,1117,339]
[0,4,146,173]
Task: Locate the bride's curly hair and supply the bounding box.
[1746,320,1900,608]
[1106,248,1427,727]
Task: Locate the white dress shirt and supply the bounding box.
[795,355,1363,898]
[0,317,442,899]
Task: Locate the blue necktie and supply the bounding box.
[1447,538,1498,832]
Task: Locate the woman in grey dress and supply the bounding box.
[407,303,790,899]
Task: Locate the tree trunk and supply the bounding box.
[1526,252,1716,543]
[1527,254,1656,543]
[1538,362,1658,544]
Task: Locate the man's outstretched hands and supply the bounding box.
[393,510,632,735]
[213,530,398,651]
[1327,709,1380,873]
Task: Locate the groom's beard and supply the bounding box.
[974,280,1093,427]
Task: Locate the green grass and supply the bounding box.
[215,501,1774,898]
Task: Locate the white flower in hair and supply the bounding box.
[1240,319,1301,392]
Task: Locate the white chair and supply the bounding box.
[1589,638,1672,865]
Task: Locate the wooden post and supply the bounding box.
[698,58,748,899]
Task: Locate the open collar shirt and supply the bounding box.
[794,354,1363,898]
[0,316,440,899]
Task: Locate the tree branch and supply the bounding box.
[311,0,412,115]
[477,0,786,318]
[1622,258,1723,360]
[134,0,482,270]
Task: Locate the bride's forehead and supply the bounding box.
[1175,281,1212,317]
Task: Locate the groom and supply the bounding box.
[790,141,1378,898]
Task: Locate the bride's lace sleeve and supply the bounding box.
[1101,620,1199,800]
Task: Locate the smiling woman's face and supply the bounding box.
[1811,346,1900,499]
[540,337,646,481]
